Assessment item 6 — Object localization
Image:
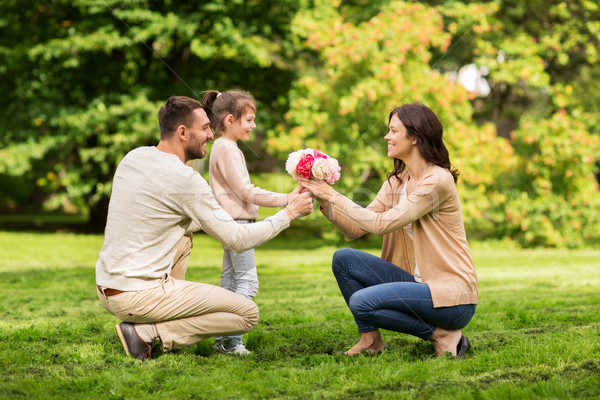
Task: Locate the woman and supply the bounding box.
[300,104,477,357]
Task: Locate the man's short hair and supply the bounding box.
[158,96,203,139]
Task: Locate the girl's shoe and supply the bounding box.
[213,343,251,355]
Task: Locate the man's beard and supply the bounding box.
[185,142,205,161]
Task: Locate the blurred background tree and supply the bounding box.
[1,0,598,246]
[269,0,600,246]
[437,0,600,246]
[0,0,307,229]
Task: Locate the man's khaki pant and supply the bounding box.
[97,235,259,351]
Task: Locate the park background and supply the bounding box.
[1,0,599,247]
[1,1,599,399]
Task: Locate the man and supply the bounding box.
[95,96,313,360]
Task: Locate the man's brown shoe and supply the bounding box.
[115,322,151,361]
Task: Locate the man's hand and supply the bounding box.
[286,183,307,204]
[284,191,313,221]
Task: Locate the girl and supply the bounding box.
[202,89,300,355]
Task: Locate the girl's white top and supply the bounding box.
[209,137,287,220]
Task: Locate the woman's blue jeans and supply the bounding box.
[332,248,476,340]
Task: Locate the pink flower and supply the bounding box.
[326,171,341,184]
[313,150,328,159]
[324,157,341,184]
[296,154,315,179]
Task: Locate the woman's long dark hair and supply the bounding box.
[386,103,459,185]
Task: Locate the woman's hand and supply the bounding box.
[298,178,338,202]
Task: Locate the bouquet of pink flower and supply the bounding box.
[285,148,341,184]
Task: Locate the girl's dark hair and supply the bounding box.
[386,103,459,184]
[201,89,256,136]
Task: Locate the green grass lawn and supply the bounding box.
[1,231,599,399]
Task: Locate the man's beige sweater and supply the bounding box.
[96,147,290,291]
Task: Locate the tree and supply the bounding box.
[268,0,514,240]
[268,0,600,246]
[0,0,306,229]
[1,0,598,246]
[449,0,600,245]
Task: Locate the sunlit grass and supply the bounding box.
[0,231,599,399]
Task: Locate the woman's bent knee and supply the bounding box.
[348,291,371,319]
[332,248,357,274]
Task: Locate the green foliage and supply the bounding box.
[1,232,600,399]
[446,0,600,246]
[46,94,160,211]
[268,0,600,247]
[502,111,600,247]
[0,0,599,246]
[270,1,514,241]
[0,0,305,227]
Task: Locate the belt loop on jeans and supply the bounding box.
[160,273,169,293]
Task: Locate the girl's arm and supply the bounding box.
[216,147,287,207]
